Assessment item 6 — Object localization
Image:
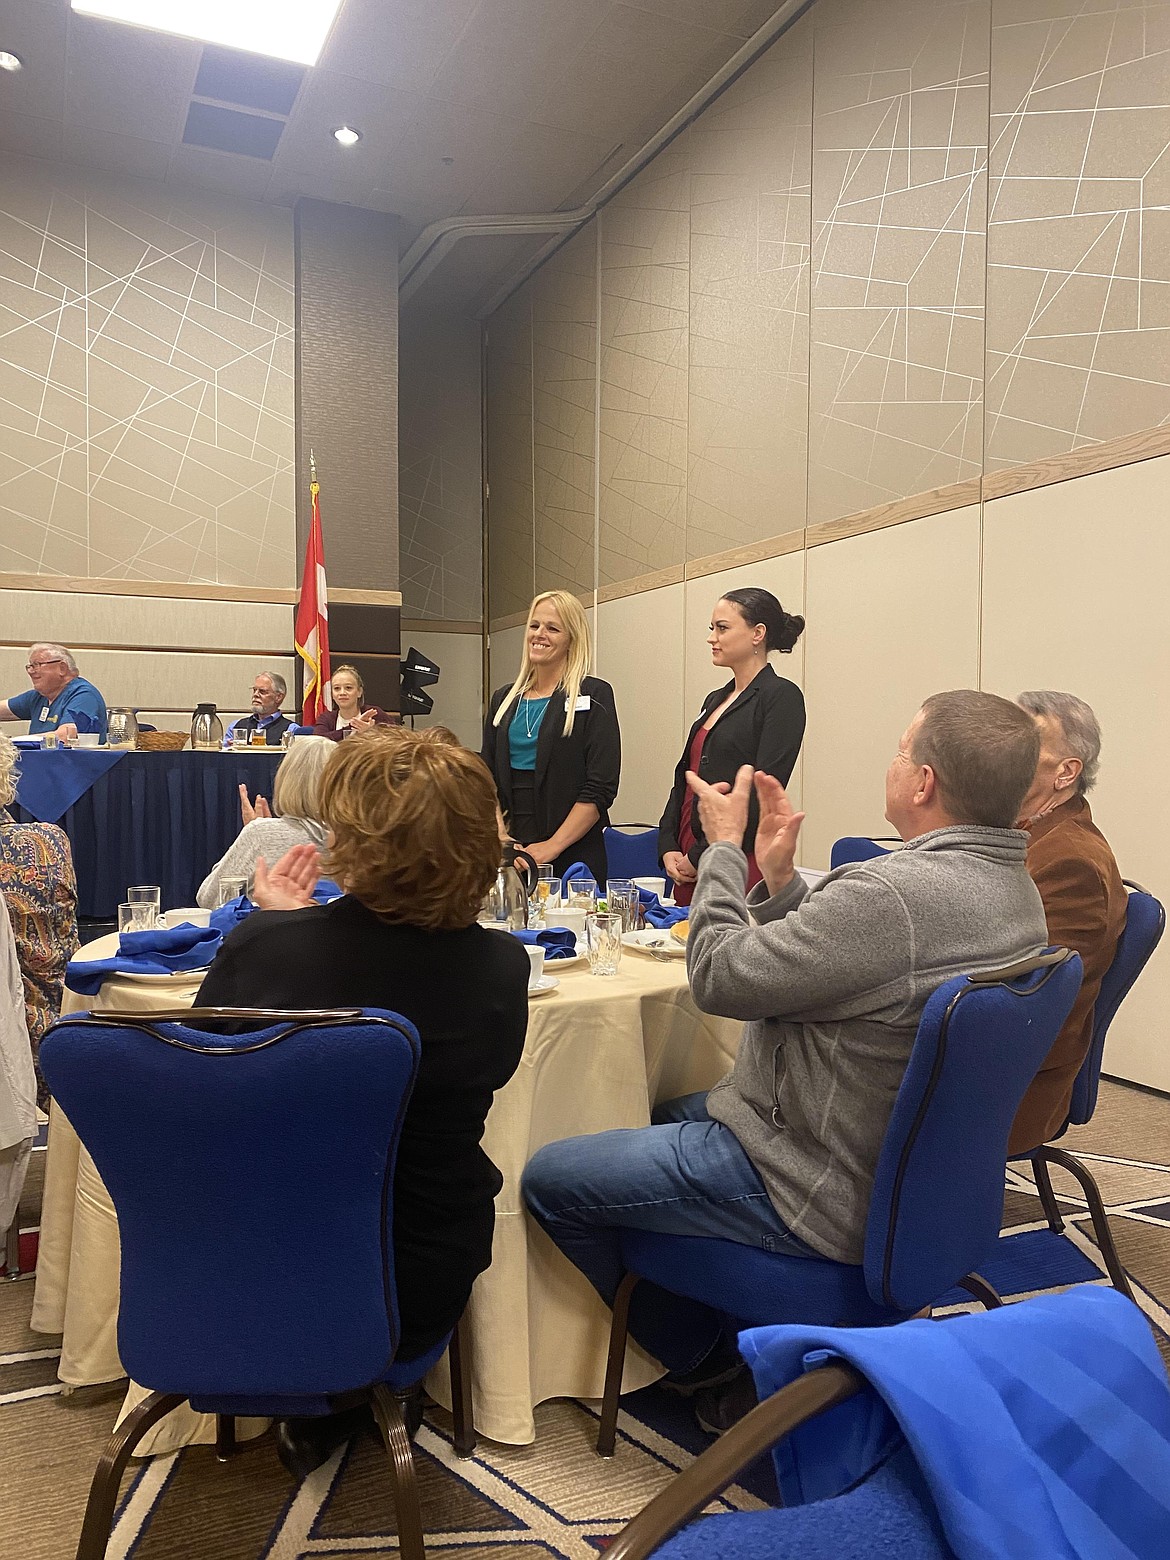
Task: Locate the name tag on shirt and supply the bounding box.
[568,695,591,712]
[40,707,51,722]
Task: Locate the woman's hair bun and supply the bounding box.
[721,588,806,654]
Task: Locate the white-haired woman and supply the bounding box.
[197,736,336,908]
[482,590,620,885]
[0,732,79,1106]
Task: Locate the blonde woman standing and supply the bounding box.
[482,590,620,886]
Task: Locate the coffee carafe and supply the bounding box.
[105,707,138,750]
[190,703,224,750]
[484,844,539,930]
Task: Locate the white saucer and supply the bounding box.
[527,974,560,997]
[622,929,687,959]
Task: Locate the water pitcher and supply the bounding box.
[105,707,138,750]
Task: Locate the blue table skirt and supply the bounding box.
[12,750,284,919]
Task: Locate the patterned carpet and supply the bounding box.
[6,1077,1170,1560]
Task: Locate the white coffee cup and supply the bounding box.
[526,945,546,989]
[544,906,586,937]
[76,733,101,748]
[633,876,666,900]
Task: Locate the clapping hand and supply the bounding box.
[753,772,805,894]
[238,782,272,825]
[252,845,319,911]
[685,763,754,849]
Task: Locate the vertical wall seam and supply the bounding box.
[593,214,602,669]
[978,0,994,692]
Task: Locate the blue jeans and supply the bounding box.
[521,1093,817,1373]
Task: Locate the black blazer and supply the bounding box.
[482,675,621,884]
[658,664,805,867]
[196,896,529,1362]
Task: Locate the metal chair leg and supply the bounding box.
[1039,1145,1134,1299]
[957,1273,1003,1309]
[4,1218,20,1279]
[448,1313,476,1458]
[370,1383,425,1560]
[75,1391,185,1560]
[214,1415,237,1462]
[597,1271,639,1457]
[1031,1153,1065,1232]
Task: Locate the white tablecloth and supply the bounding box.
[32,936,740,1449]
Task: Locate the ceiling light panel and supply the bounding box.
[70,0,343,67]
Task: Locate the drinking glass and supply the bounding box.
[568,877,598,912]
[251,728,268,747]
[217,875,248,907]
[232,728,250,750]
[586,912,622,977]
[537,863,560,907]
[118,901,156,935]
[127,885,161,927]
[607,879,639,933]
[41,731,58,750]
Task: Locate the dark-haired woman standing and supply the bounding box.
[658,588,806,904]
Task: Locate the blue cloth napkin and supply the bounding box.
[637,886,689,928]
[509,927,578,959]
[13,747,128,825]
[740,1285,1170,1560]
[67,921,222,995]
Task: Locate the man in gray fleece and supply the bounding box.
[523,690,1048,1405]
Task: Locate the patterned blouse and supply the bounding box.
[0,810,79,1106]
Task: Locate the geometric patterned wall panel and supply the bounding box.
[533,222,597,601]
[598,146,689,589]
[687,13,812,559]
[0,156,294,585]
[808,0,989,525]
[399,308,483,621]
[985,0,1170,471]
[485,287,535,623]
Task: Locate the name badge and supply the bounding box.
[570,695,591,712]
[40,707,51,722]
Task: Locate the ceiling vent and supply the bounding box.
[194,46,305,116]
[182,102,286,159]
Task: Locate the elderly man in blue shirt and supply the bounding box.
[222,671,292,747]
[0,645,107,741]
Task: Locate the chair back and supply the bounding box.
[830,836,897,870]
[40,1006,420,1401]
[1066,883,1165,1127]
[604,826,660,881]
[863,950,1082,1312]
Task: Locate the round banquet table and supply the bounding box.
[32,930,741,1453]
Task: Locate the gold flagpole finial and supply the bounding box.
[309,447,318,483]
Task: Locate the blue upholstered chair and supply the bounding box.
[1015,882,1165,1298]
[829,836,897,870]
[604,1360,951,1559]
[604,825,661,881]
[40,1006,475,1560]
[595,949,1083,1455]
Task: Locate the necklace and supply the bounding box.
[522,693,549,738]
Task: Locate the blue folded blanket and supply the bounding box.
[509,927,578,959]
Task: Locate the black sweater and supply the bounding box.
[196,896,529,1359]
[658,665,806,867]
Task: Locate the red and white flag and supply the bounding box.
[294,463,331,724]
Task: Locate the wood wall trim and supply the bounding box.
[0,574,403,609]
[0,639,294,659]
[804,478,983,550]
[489,609,532,633]
[980,424,1170,503]
[330,587,403,606]
[596,564,685,606]
[684,528,806,580]
[0,573,300,605]
[401,618,483,635]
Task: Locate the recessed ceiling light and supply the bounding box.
[332,125,361,148]
[0,50,22,72]
[69,0,343,67]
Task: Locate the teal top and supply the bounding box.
[508,695,552,770]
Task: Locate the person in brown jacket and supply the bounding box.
[1009,691,1127,1154]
